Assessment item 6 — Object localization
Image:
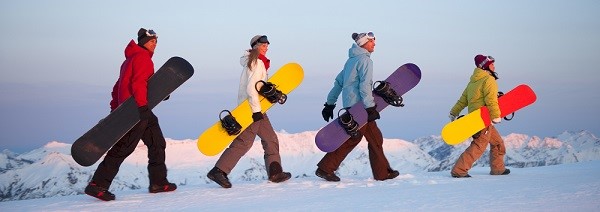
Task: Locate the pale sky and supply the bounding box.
[1,0,599,152]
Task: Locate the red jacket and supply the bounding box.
[110,40,154,110]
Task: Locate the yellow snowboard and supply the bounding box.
[197,63,304,156]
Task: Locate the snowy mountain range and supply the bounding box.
[1,130,598,202]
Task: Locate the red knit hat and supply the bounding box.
[474,54,495,69]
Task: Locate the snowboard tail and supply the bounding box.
[71,57,194,166]
[197,63,304,156]
[315,63,422,152]
[441,84,537,145]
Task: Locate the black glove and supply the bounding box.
[138,105,152,120]
[163,95,170,101]
[252,112,264,122]
[321,103,335,122]
[366,106,380,122]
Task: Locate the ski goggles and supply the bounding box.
[251,35,270,47]
[357,31,376,40]
[145,29,158,38]
[478,55,495,68]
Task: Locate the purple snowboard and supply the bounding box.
[315,63,421,152]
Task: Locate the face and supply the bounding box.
[143,38,158,53]
[257,43,269,55]
[362,39,376,53]
[488,62,495,71]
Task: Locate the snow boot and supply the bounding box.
[207,167,232,188]
[315,168,340,182]
[386,169,400,180]
[451,173,472,178]
[268,162,291,183]
[149,182,177,193]
[85,181,115,201]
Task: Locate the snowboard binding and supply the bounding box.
[219,110,242,136]
[338,108,360,138]
[497,91,514,121]
[256,80,287,104]
[373,81,404,107]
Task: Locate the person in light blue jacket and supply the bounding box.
[315,32,399,182]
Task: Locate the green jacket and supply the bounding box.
[450,68,501,119]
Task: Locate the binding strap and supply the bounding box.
[338,108,360,138]
[255,80,287,104]
[373,81,404,107]
[219,110,242,136]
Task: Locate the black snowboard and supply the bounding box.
[71,56,194,166]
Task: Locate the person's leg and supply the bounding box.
[361,121,393,180]
[451,127,491,177]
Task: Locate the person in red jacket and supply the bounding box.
[84,28,176,201]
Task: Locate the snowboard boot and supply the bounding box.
[84,181,115,201]
[315,168,340,182]
[207,167,232,188]
[451,173,472,178]
[268,162,291,183]
[386,169,400,180]
[149,182,177,193]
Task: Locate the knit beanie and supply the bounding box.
[474,54,494,69]
[250,35,269,48]
[137,28,157,46]
[352,32,374,46]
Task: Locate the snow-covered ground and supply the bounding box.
[1,161,599,211]
[1,130,599,211]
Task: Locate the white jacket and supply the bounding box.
[238,50,268,113]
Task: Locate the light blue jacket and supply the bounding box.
[325,44,375,108]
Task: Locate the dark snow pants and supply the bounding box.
[317,121,393,180]
[91,112,168,188]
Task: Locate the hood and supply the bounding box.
[470,68,492,82]
[348,43,370,58]
[124,40,153,59]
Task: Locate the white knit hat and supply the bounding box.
[352,31,375,46]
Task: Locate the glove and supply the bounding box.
[138,106,152,120]
[366,106,380,122]
[449,114,457,121]
[163,95,170,101]
[492,117,502,124]
[252,112,264,122]
[321,103,335,122]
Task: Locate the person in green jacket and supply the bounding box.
[448,54,511,178]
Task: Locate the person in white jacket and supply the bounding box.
[207,35,291,188]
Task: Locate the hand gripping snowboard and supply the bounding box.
[71,57,194,166]
[197,63,304,156]
[441,84,537,145]
[315,63,422,152]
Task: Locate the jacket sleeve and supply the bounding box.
[131,55,153,108]
[483,77,501,119]
[110,80,119,111]
[357,57,375,108]
[450,88,468,116]
[246,60,266,113]
[325,71,343,105]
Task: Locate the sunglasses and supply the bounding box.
[251,35,270,47]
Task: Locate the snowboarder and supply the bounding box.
[84,28,177,201]
[316,32,400,182]
[206,35,291,188]
[448,54,511,178]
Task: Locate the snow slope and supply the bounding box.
[0,161,599,211]
[0,130,599,211]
